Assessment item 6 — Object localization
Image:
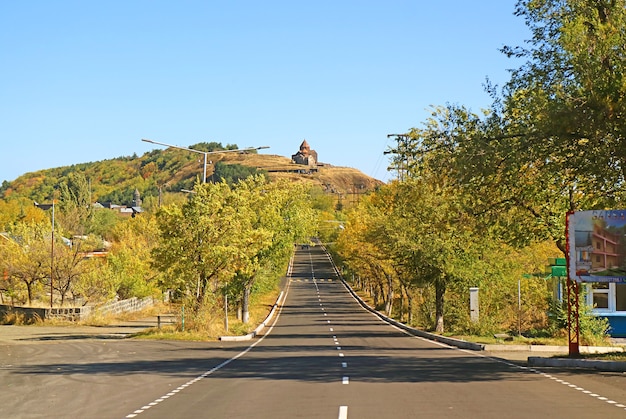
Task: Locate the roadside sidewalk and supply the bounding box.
[0,316,173,344]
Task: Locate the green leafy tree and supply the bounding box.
[233,178,316,323]
[500,0,626,208]
[152,181,247,313]
[397,105,578,252]
[152,175,316,328]
[106,214,161,300]
[57,172,92,235]
[392,1,626,252]
[211,162,265,185]
[88,207,122,240]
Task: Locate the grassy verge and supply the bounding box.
[450,334,569,346]
[132,288,282,341]
[574,351,626,361]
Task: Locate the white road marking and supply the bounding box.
[125,277,292,418]
[338,405,348,419]
[456,347,626,412]
[332,256,626,413]
[342,376,349,384]
[321,245,626,414]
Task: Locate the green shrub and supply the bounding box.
[547,296,610,346]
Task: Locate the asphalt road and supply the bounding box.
[1,245,626,418]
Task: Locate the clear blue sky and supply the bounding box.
[0,1,529,184]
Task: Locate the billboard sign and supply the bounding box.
[568,210,626,283]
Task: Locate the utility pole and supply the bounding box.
[384,133,411,181]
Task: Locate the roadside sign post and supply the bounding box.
[567,209,626,357]
[566,277,580,356]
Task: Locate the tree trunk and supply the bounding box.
[195,274,208,311]
[377,281,385,308]
[242,285,251,324]
[385,274,394,317]
[435,278,446,333]
[26,281,33,305]
[405,285,414,324]
[398,284,406,322]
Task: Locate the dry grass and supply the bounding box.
[1,311,29,325]
[133,289,282,341]
[576,351,626,361]
[218,152,384,195]
[133,326,214,342]
[69,302,175,328]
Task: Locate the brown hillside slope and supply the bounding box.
[217,152,384,196]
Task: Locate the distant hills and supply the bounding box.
[0,144,384,207]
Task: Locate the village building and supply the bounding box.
[95,188,143,217]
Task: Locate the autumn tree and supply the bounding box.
[336,190,397,313]
[52,241,89,306]
[0,221,52,305]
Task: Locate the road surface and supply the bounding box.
[1,244,625,418]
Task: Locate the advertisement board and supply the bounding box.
[567,210,626,283]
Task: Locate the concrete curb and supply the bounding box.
[343,279,626,368]
[219,291,284,342]
[485,344,624,353]
[338,276,484,351]
[314,244,484,351]
[221,245,626,372]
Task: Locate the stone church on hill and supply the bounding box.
[291,140,318,166]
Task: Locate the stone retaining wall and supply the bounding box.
[94,296,154,317]
[0,296,154,323]
[48,306,91,321]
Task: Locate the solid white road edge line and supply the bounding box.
[125,276,292,418]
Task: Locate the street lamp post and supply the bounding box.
[141,139,270,183]
[34,201,55,308]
